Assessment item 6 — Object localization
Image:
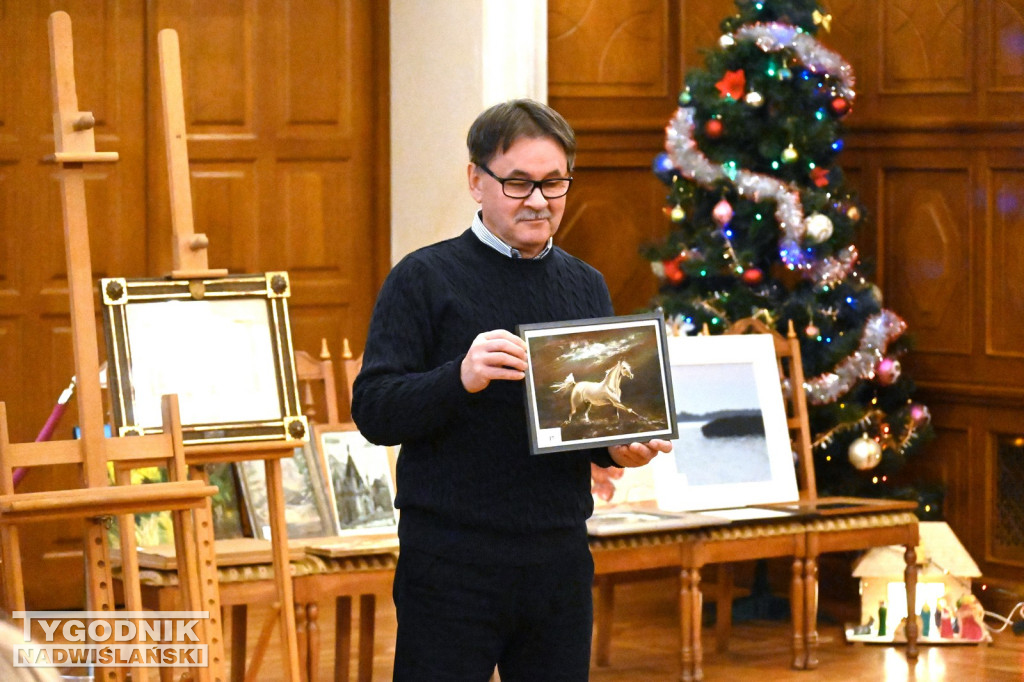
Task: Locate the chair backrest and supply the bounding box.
[724,317,817,502]
[340,338,363,409]
[294,338,341,424]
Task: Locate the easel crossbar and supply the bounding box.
[0,481,218,523]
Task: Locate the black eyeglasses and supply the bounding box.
[478,163,573,199]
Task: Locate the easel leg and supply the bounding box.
[192,501,227,681]
[115,466,149,682]
[265,458,302,681]
[1,525,25,614]
[84,519,121,682]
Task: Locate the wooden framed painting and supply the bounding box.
[99,272,307,445]
[311,423,398,537]
[651,333,799,511]
[517,312,678,455]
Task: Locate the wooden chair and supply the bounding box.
[154,337,390,682]
[340,338,363,417]
[292,338,397,682]
[590,318,919,681]
[126,340,350,681]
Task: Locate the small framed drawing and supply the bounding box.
[100,272,307,445]
[518,312,678,455]
[236,446,335,540]
[651,333,799,511]
[312,423,399,536]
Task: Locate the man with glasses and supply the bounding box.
[352,99,670,681]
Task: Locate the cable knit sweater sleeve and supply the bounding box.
[350,251,472,446]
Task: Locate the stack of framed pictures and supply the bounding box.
[237,423,399,543]
[579,325,804,535]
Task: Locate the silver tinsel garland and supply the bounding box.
[731,23,856,100]
[802,309,908,404]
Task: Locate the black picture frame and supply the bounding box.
[100,272,307,445]
[518,312,678,455]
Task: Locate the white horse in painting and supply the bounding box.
[552,359,639,424]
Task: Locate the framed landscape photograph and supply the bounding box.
[518,312,677,455]
[100,272,307,445]
[651,333,799,511]
[312,424,399,536]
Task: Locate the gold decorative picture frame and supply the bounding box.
[100,272,307,445]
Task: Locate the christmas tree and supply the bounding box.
[647,0,937,511]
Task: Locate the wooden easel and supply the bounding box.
[0,12,226,682]
[155,27,303,682]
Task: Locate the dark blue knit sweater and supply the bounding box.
[351,229,616,564]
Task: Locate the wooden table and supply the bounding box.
[590,501,920,681]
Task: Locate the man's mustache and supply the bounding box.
[515,209,552,222]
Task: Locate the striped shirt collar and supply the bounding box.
[471,212,553,260]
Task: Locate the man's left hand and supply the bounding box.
[608,439,672,468]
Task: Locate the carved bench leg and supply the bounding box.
[791,557,806,670]
[905,544,918,660]
[679,567,703,682]
[804,555,818,670]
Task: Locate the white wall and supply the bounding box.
[389,0,547,264]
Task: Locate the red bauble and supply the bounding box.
[705,119,724,138]
[831,97,850,115]
[663,255,686,284]
[810,167,830,188]
[741,268,763,285]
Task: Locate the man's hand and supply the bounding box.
[461,329,528,393]
[591,462,624,502]
[608,439,672,468]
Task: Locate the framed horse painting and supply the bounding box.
[518,312,677,455]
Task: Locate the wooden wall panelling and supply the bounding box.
[985,151,1024,359]
[983,0,1024,119]
[556,166,669,312]
[549,0,689,315]
[879,152,973,360]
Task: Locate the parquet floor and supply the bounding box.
[237,572,1024,681]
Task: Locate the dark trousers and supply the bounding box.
[391,543,595,682]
